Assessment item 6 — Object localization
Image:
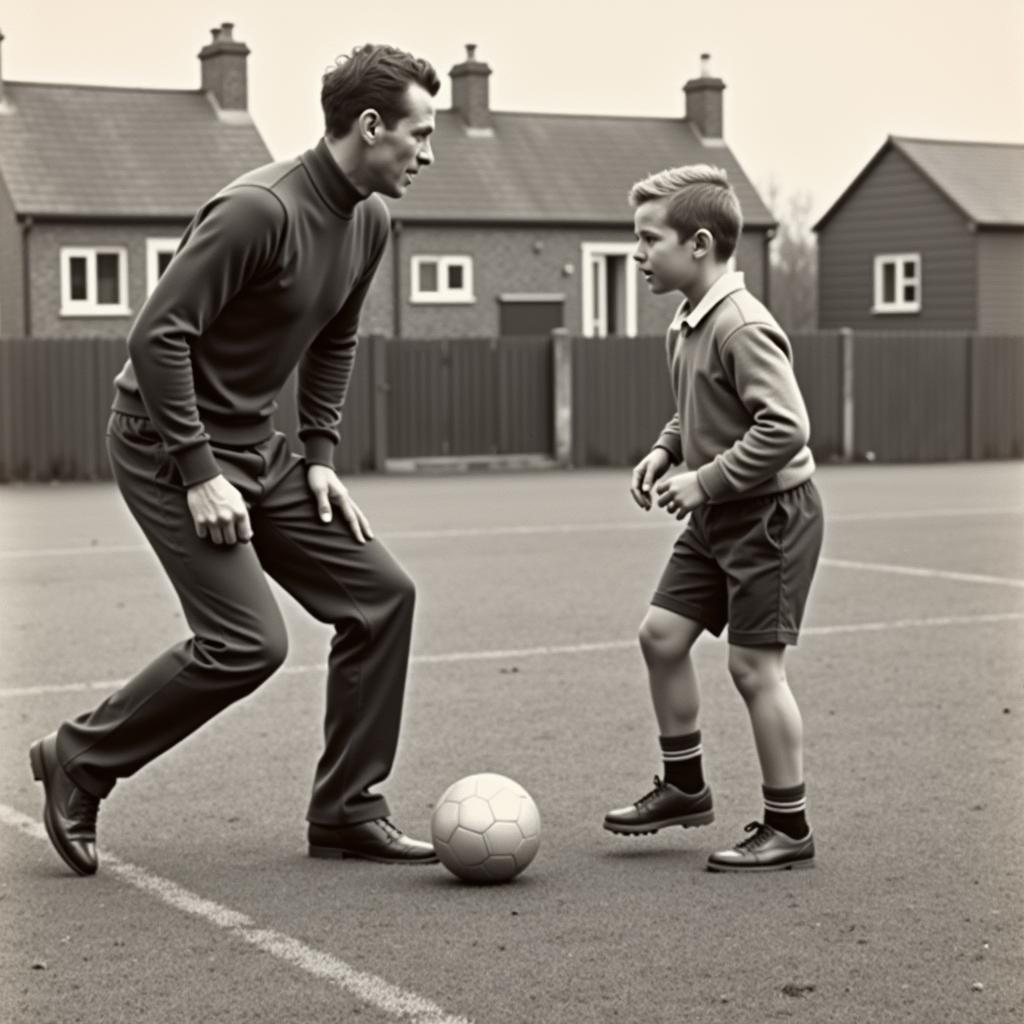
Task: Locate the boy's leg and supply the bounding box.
[604,516,724,836]
[706,481,823,872]
[247,437,434,862]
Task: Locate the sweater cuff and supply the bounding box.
[175,443,222,488]
[696,460,734,502]
[654,435,682,465]
[304,435,337,469]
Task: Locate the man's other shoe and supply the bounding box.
[603,776,714,835]
[29,733,100,876]
[707,821,815,872]
[308,818,439,864]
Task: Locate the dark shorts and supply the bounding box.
[651,479,824,647]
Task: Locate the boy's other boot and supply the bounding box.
[603,776,714,835]
[707,821,815,872]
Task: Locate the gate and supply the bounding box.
[386,336,554,461]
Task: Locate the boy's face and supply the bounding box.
[632,198,702,295]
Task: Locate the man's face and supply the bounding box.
[365,82,436,198]
[632,198,699,295]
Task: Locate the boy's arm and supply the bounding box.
[695,323,811,501]
[298,235,388,469]
[127,187,285,487]
[653,414,683,465]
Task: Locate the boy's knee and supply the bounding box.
[638,612,692,663]
[727,647,784,697]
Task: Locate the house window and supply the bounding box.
[60,247,130,317]
[581,243,638,337]
[873,254,921,314]
[411,255,475,303]
[146,237,180,295]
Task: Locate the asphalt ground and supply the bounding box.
[1,462,1022,1024]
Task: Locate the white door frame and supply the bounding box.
[581,242,637,337]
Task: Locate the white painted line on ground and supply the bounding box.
[1,505,1021,559]
[3,611,1021,699]
[821,557,1024,589]
[0,803,472,1024]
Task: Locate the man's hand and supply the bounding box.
[307,464,373,543]
[655,470,707,520]
[187,474,253,546]
[630,447,673,510]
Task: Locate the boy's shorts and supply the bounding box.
[651,479,824,647]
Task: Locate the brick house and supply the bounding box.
[360,49,775,340]
[814,136,1024,333]
[0,23,271,339]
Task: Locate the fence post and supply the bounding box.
[551,327,572,468]
[369,333,389,472]
[965,333,978,460]
[840,326,855,462]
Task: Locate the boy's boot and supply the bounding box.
[603,776,714,835]
[706,821,815,872]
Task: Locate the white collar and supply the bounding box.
[669,271,746,332]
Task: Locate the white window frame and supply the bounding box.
[146,237,180,295]
[410,255,475,304]
[60,247,131,317]
[581,242,638,337]
[873,253,922,314]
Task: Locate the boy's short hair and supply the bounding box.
[322,44,440,139]
[629,165,743,261]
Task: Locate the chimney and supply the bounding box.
[199,22,250,111]
[683,52,725,140]
[450,43,492,131]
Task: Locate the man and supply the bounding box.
[30,44,441,875]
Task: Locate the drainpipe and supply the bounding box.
[20,215,33,337]
[391,219,403,340]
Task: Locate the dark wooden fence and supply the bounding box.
[1,331,1021,481]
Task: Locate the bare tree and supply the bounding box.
[764,180,818,333]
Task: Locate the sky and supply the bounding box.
[3,0,1022,223]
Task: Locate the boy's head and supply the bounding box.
[629,164,743,295]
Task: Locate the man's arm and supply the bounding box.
[127,186,285,486]
[298,236,388,468]
[695,323,811,501]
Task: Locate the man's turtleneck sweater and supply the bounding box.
[113,139,389,487]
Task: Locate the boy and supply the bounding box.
[603,165,824,872]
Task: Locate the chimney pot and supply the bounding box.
[700,53,712,76]
[466,43,476,60]
[220,22,234,40]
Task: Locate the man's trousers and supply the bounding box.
[57,412,416,826]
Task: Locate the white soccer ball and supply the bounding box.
[430,773,541,883]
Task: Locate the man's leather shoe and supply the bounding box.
[707,821,815,872]
[29,732,100,876]
[308,818,439,864]
[603,775,714,835]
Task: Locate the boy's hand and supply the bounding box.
[655,471,707,519]
[630,448,673,510]
[307,464,374,543]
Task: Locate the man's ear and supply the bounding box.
[692,228,715,260]
[358,109,382,145]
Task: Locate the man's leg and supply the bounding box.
[34,418,288,874]
[249,440,433,861]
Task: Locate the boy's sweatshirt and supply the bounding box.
[655,271,815,502]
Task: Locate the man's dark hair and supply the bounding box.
[322,44,440,139]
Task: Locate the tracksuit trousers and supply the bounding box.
[57,412,416,826]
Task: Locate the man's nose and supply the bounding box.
[419,142,434,166]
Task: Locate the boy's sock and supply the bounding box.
[763,782,809,839]
[659,731,705,794]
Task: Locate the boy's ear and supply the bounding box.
[692,228,715,260]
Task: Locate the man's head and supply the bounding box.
[321,44,440,198]
[629,165,742,294]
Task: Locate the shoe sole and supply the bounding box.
[706,857,815,873]
[603,810,715,835]
[30,741,95,878]
[308,845,440,865]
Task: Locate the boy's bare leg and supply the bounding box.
[727,644,803,788]
[603,608,713,834]
[639,607,704,735]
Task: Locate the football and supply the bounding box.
[430,773,541,883]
